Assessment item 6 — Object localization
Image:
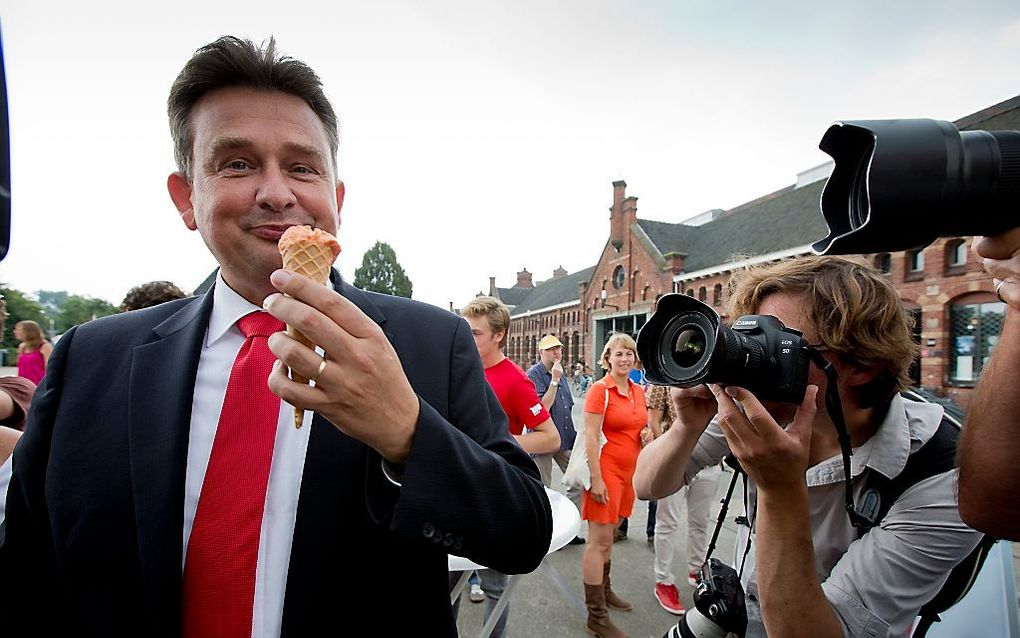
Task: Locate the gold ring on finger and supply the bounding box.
[311,357,328,383]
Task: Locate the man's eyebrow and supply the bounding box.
[204,136,253,166]
[282,142,328,165]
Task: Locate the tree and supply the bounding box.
[36,290,70,326]
[55,295,118,333]
[0,284,46,364]
[353,241,413,298]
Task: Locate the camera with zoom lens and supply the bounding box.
[637,294,810,403]
[663,558,747,638]
[812,118,1020,256]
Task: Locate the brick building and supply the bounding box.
[485,95,1019,406]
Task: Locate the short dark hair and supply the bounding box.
[168,36,339,180]
[121,281,189,312]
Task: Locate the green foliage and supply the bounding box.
[55,295,118,333]
[353,241,413,298]
[0,284,46,364]
[36,290,69,326]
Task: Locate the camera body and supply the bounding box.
[664,558,748,638]
[637,294,810,404]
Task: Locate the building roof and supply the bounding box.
[510,266,596,316]
[495,287,531,307]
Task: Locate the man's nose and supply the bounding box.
[255,166,297,212]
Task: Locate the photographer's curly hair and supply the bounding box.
[727,255,918,408]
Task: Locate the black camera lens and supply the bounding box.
[672,327,707,368]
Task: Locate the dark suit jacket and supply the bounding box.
[0,273,552,636]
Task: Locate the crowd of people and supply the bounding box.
[1,33,1020,638]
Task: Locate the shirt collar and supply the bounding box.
[806,393,944,485]
[206,272,264,347]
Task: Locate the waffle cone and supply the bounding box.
[278,227,341,428]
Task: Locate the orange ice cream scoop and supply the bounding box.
[278,225,341,428]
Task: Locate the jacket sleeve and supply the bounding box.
[0,326,78,632]
[371,319,552,574]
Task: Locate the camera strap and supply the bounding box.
[803,348,875,528]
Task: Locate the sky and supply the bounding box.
[1,0,1019,311]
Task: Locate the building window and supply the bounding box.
[949,300,1006,384]
[945,239,967,274]
[713,283,723,306]
[908,249,924,272]
[642,285,650,301]
[613,266,626,289]
[875,253,891,274]
[698,286,707,302]
[686,288,695,297]
[904,249,924,281]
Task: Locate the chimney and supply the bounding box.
[489,276,497,296]
[516,268,534,288]
[552,265,568,279]
[610,180,626,251]
[663,251,687,275]
[610,180,638,252]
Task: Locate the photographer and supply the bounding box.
[958,229,1020,539]
[634,256,982,638]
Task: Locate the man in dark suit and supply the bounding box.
[0,36,551,637]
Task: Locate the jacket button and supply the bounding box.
[422,522,435,539]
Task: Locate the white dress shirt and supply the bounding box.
[183,274,313,638]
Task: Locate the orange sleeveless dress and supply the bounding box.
[581,378,647,524]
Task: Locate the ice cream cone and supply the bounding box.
[278,225,342,428]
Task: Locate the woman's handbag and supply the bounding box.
[561,382,609,491]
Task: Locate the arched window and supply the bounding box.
[713,283,723,306]
[698,286,707,302]
[642,285,650,301]
[686,289,695,297]
[907,249,924,274]
[945,238,967,272]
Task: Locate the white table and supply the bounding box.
[448,488,580,638]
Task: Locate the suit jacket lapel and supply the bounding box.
[128,290,213,633]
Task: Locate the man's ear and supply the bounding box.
[167,172,197,230]
[335,180,345,225]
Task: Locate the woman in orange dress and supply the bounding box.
[581,333,646,638]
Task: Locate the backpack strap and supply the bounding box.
[856,410,997,638]
[856,417,959,533]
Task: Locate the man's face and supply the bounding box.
[167,87,344,304]
[754,292,839,425]
[465,315,503,363]
[540,345,562,368]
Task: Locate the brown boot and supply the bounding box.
[584,583,628,638]
[603,560,632,611]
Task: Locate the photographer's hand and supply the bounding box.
[975,228,1020,309]
[670,385,718,431]
[713,383,842,638]
[710,384,817,494]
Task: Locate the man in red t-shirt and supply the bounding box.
[462,297,559,453]
[455,296,559,638]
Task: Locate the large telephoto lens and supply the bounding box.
[813,118,1020,255]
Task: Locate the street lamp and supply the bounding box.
[600,289,619,311]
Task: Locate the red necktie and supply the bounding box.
[182,311,285,637]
